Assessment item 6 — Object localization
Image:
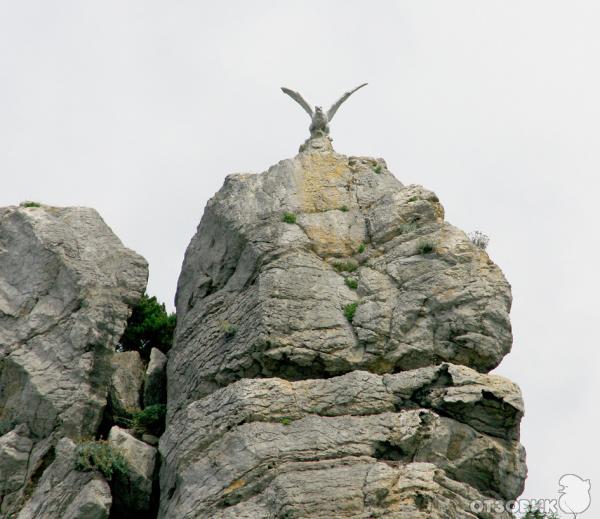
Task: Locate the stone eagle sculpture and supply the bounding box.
[281,83,367,138]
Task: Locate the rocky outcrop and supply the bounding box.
[16,438,112,519]
[108,350,145,417]
[0,205,148,516]
[161,137,525,518]
[108,426,157,517]
[143,348,167,407]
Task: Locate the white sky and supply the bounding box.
[1,2,598,516]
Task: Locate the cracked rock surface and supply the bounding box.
[161,137,526,518]
[0,204,147,517]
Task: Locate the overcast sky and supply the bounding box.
[1,2,598,516]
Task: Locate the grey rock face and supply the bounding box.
[108,426,157,517]
[170,137,512,415]
[109,350,145,417]
[143,347,167,407]
[0,204,148,516]
[161,139,526,517]
[160,372,525,517]
[17,438,112,519]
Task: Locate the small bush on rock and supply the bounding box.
[468,230,490,250]
[20,201,41,208]
[416,240,435,255]
[75,441,127,480]
[344,302,359,322]
[115,404,167,437]
[333,261,358,273]
[282,212,297,224]
[132,404,166,437]
[345,278,358,290]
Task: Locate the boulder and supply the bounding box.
[109,351,145,417]
[108,426,157,517]
[143,347,167,407]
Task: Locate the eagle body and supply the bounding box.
[281,84,367,139]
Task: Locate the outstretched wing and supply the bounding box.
[326,83,368,122]
[281,87,313,117]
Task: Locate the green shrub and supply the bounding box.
[220,320,237,338]
[132,404,166,436]
[333,261,358,273]
[74,441,127,480]
[416,240,435,255]
[357,243,366,254]
[119,294,176,360]
[115,404,167,437]
[282,212,297,224]
[344,302,359,322]
[280,417,293,426]
[372,164,383,174]
[345,278,358,290]
[339,205,349,212]
[20,201,41,208]
[407,196,418,202]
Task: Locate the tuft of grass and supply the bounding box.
[407,196,418,202]
[345,277,358,290]
[372,164,383,174]
[20,201,41,208]
[220,320,237,338]
[344,302,359,322]
[280,417,293,426]
[356,243,366,254]
[339,205,349,212]
[398,222,418,234]
[282,212,297,224]
[416,240,435,255]
[333,261,358,273]
[74,441,127,480]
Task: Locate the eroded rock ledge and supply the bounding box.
[161,137,525,518]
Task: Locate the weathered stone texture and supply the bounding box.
[143,347,167,407]
[0,204,148,516]
[161,137,525,518]
[108,426,157,517]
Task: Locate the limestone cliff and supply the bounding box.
[0,137,526,518]
[160,137,526,518]
[0,205,149,518]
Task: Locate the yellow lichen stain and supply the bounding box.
[223,479,246,495]
[302,225,360,257]
[298,152,351,213]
